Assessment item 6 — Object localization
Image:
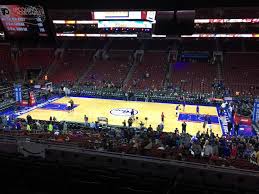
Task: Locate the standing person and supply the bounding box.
[147,125,153,132]
[35,120,41,130]
[227,121,232,135]
[182,101,186,112]
[69,99,74,112]
[63,121,68,134]
[26,114,33,124]
[125,92,128,101]
[67,100,71,111]
[207,116,212,131]
[144,93,148,102]
[196,105,200,115]
[122,120,126,127]
[203,115,208,129]
[26,123,31,132]
[182,121,187,134]
[256,148,259,166]
[48,122,53,133]
[158,122,164,132]
[128,117,133,127]
[234,121,239,136]
[16,120,22,131]
[175,105,180,117]
[161,112,165,123]
[131,109,135,120]
[84,115,89,127]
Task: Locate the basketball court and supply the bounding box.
[18,97,222,136]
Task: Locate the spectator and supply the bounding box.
[203,140,213,157]
[230,144,238,159]
[207,117,212,130]
[227,121,232,135]
[35,120,41,130]
[16,120,22,130]
[191,140,202,158]
[128,117,133,127]
[26,124,31,132]
[158,122,164,132]
[122,120,126,127]
[26,114,32,124]
[147,125,153,132]
[161,112,165,123]
[256,148,259,166]
[48,122,53,133]
[181,121,187,134]
[84,115,89,127]
[63,122,68,134]
[234,122,239,136]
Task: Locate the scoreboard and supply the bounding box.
[0,4,51,39]
[93,11,156,22]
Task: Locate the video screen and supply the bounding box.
[98,20,152,28]
[92,11,156,22]
[0,4,50,39]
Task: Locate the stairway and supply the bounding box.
[123,50,143,87]
[76,49,101,84]
[42,48,63,80]
[164,50,178,88]
[77,61,95,84]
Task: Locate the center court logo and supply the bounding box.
[110,108,138,116]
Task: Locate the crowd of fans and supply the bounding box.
[0,115,258,171]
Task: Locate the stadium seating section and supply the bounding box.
[0,44,13,80]
[0,40,258,96]
[49,49,93,83]
[223,52,259,95]
[85,50,132,87]
[128,51,168,90]
[172,62,217,93]
[17,48,54,72]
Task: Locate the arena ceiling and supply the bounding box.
[2,0,259,10]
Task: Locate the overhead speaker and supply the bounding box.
[152,11,175,35]
[153,10,195,35]
[175,10,196,35]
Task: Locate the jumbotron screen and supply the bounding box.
[0,4,50,39]
[92,11,156,21]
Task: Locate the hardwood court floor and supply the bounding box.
[18,97,222,136]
